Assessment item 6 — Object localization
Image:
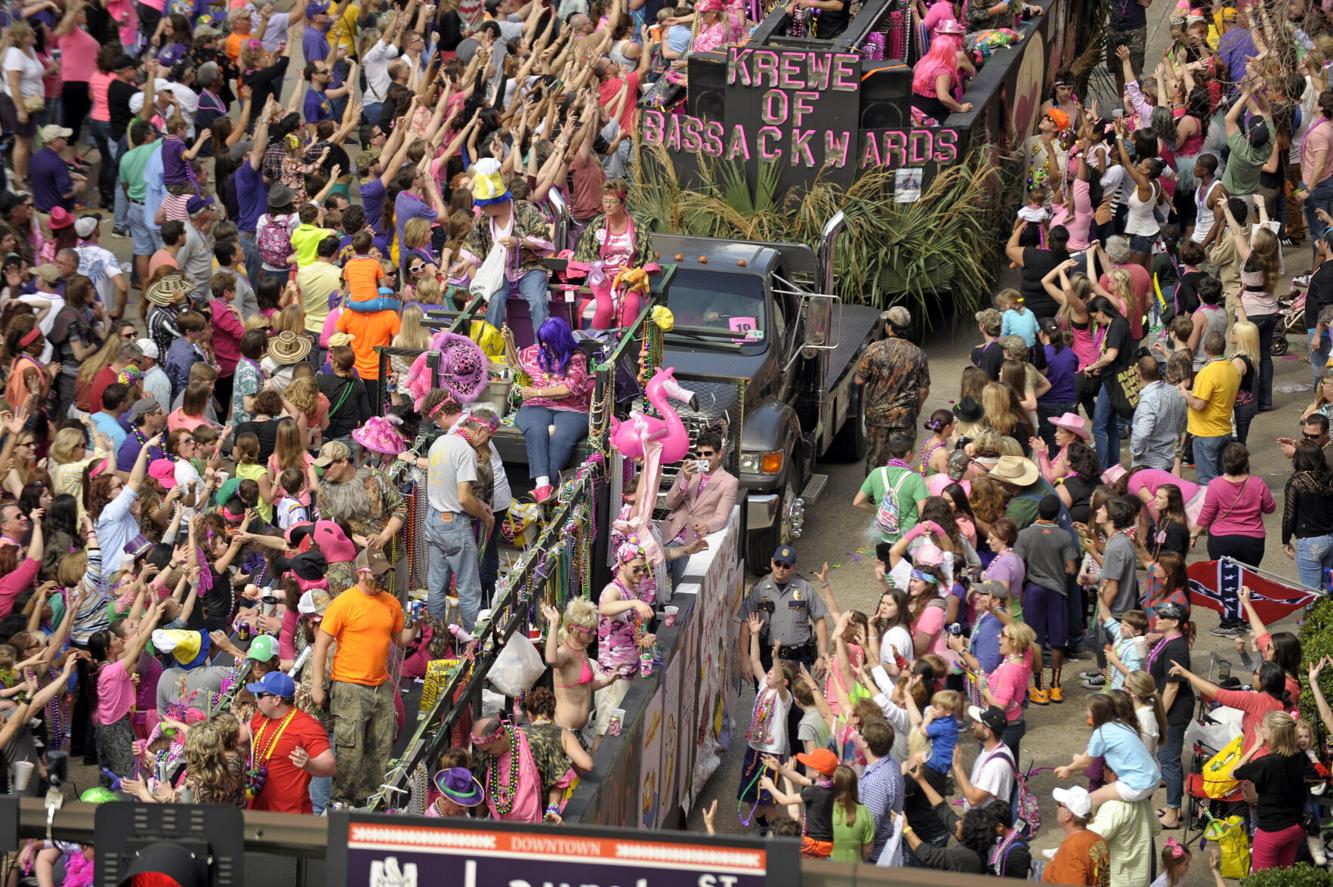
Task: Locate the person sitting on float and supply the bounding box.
[452,157,556,333]
[502,316,594,504]
[910,19,975,123]
[692,0,747,53]
[573,179,655,329]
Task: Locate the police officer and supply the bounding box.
[739,545,829,748]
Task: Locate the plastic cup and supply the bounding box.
[12,760,32,791]
[664,606,678,627]
[607,709,625,736]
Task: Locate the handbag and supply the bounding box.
[1104,364,1142,421]
[1201,734,1245,799]
[470,242,508,304]
[22,94,43,113]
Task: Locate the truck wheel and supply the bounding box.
[745,480,796,571]
[828,392,866,461]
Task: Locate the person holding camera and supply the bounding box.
[738,545,829,751]
[659,432,738,587]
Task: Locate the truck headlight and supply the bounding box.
[739,450,784,474]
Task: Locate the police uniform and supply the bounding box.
[740,572,827,670]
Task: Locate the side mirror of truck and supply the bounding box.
[802,211,845,356]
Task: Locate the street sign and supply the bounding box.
[327,813,799,887]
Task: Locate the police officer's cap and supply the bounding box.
[772,545,797,566]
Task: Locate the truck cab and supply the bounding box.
[650,215,882,568]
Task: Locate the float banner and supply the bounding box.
[327,814,799,887]
[643,47,863,191]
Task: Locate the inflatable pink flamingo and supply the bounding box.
[609,367,698,463]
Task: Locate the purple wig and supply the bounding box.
[537,316,577,376]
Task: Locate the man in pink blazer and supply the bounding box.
[660,433,739,585]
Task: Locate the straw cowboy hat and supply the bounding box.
[1051,412,1092,442]
[267,330,312,366]
[990,455,1040,487]
[144,273,191,307]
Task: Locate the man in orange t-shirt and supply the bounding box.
[336,299,399,381]
[1043,786,1109,886]
[310,547,417,806]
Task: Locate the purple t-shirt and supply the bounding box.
[234,161,267,234]
[984,550,1026,598]
[303,87,332,124]
[161,136,189,186]
[302,25,330,63]
[31,147,73,213]
[360,177,386,234]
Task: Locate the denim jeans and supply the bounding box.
[87,118,116,206]
[1001,719,1025,762]
[113,134,129,230]
[239,231,262,287]
[1160,721,1186,810]
[1234,399,1258,445]
[515,406,587,480]
[1251,312,1277,410]
[479,506,506,605]
[1092,382,1121,468]
[309,775,331,814]
[1193,433,1231,486]
[485,269,550,331]
[1306,175,1333,257]
[1295,534,1333,591]
[1312,329,1330,390]
[425,506,483,630]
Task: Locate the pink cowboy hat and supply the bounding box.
[351,414,407,456]
[1051,412,1091,441]
[936,17,966,35]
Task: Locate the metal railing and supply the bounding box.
[0,797,1026,887]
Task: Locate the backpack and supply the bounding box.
[990,748,1041,838]
[988,827,1034,879]
[258,214,293,268]
[874,467,912,537]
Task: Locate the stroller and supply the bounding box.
[1273,276,1309,356]
[1181,656,1249,842]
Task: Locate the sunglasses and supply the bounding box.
[1305,432,1325,441]
[629,565,648,575]
[469,729,502,745]
[696,451,717,458]
[256,692,276,699]
[568,624,595,637]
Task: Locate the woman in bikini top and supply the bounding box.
[541,598,613,732]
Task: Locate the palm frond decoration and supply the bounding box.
[629,142,1003,326]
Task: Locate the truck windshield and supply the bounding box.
[665,269,767,349]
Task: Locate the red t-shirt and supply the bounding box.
[247,708,332,814]
[89,366,119,414]
[597,71,640,135]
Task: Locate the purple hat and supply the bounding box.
[123,534,153,560]
[186,195,215,216]
[433,767,484,807]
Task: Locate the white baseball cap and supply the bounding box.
[135,338,159,360]
[1052,785,1092,818]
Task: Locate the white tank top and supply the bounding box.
[1192,179,1220,244]
[1124,180,1161,237]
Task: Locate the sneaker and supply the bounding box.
[110,226,129,238]
[1081,674,1107,688]
[1079,669,1101,680]
[532,484,553,503]
[1049,685,1064,703]
[1210,624,1245,637]
[1029,687,1049,705]
[1310,834,1328,867]
[1295,274,1312,288]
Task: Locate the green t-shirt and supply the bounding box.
[1220,129,1267,197]
[118,143,158,202]
[859,465,928,543]
[830,802,875,863]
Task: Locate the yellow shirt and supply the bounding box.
[1187,357,1240,438]
[289,223,335,269]
[327,3,359,56]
